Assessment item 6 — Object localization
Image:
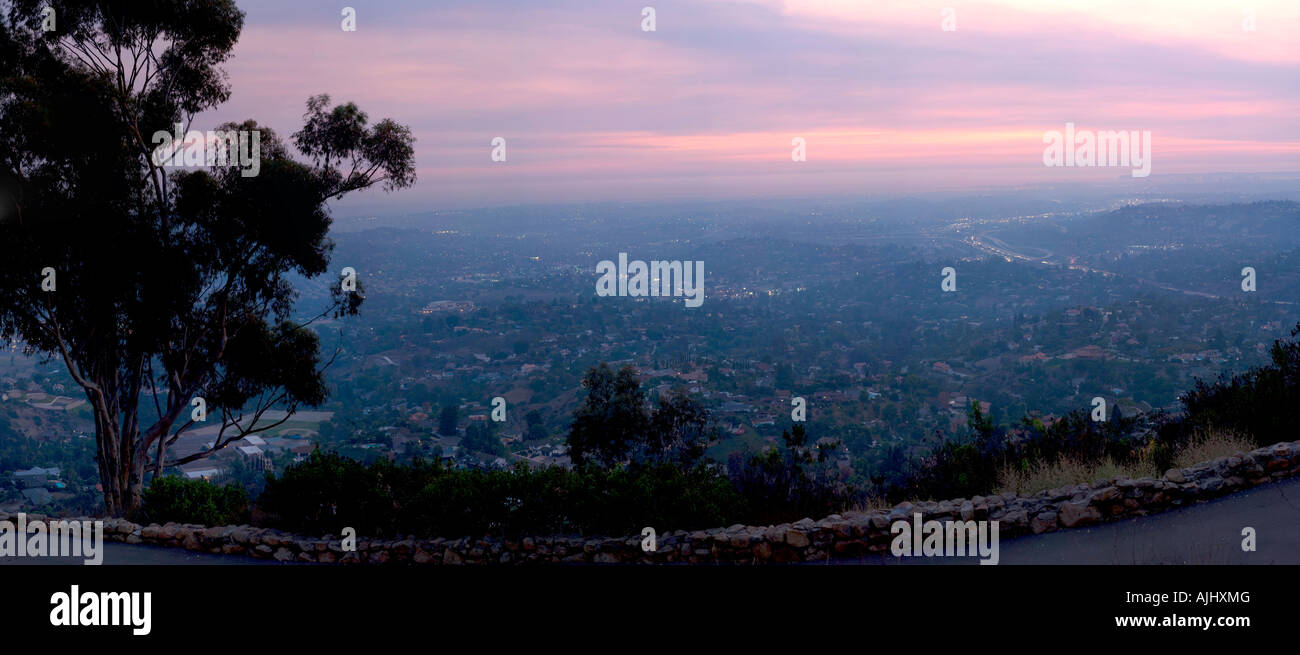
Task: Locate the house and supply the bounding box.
[13,466,60,488]
[236,445,269,471]
[180,461,225,481]
[21,487,54,506]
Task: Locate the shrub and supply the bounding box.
[728,425,854,523]
[1175,323,1300,449]
[141,475,250,526]
[259,449,745,538]
[258,449,422,536]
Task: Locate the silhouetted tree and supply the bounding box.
[565,363,717,468]
[0,1,415,515]
[566,364,649,468]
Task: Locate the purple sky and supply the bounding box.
[200,0,1300,214]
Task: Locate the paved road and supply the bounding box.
[827,475,1300,565]
[968,232,1297,306]
[0,541,281,566]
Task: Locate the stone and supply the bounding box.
[1198,476,1224,493]
[887,502,915,521]
[1163,469,1186,483]
[1030,512,1058,534]
[273,547,294,562]
[1090,486,1120,503]
[202,526,229,540]
[785,529,810,548]
[443,549,463,565]
[1000,509,1029,529]
[1059,502,1101,528]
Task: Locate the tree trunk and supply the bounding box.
[93,400,145,518]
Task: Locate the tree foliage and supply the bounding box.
[0,1,415,515]
[566,363,716,468]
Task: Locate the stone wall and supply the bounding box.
[7,440,1297,564]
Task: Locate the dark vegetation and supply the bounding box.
[140,475,249,526]
[897,323,1300,501]
[143,324,1300,536]
[0,0,414,517]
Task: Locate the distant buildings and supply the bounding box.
[13,466,60,487]
[21,487,53,506]
[419,300,475,315]
[9,466,64,509]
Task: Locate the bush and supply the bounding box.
[141,476,250,526]
[258,449,427,536]
[728,425,854,523]
[259,448,744,538]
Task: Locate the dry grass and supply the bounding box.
[845,495,891,513]
[996,430,1256,497]
[1172,430,1255,469]
[997,455,1157,497]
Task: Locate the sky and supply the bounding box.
[199,0,1300,214]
